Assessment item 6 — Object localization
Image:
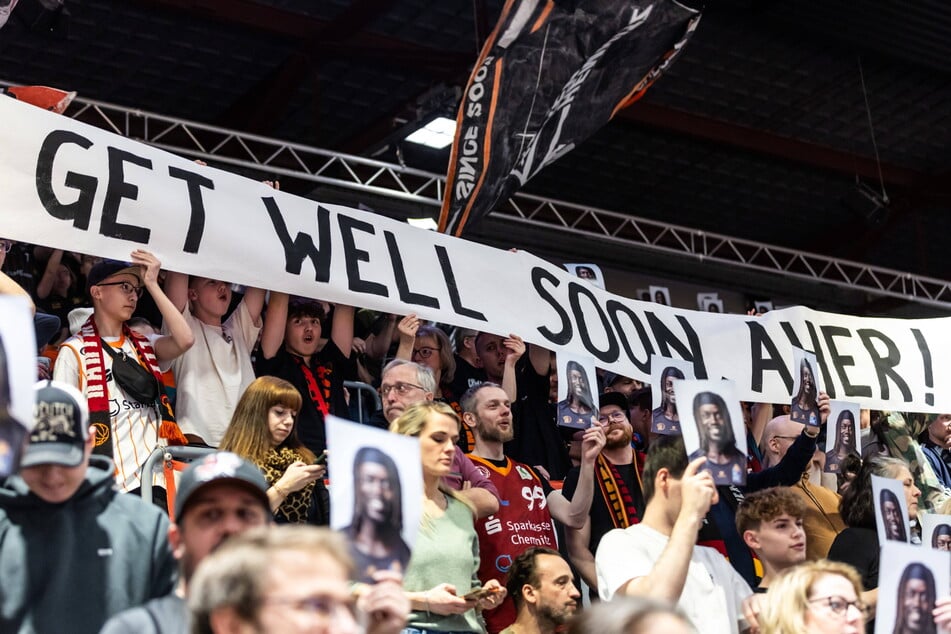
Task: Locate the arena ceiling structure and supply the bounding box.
[3,0,951,317]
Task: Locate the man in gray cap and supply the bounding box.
[0,380,177,634]
[101,450,273,634]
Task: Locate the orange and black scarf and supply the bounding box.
[595,453,641,529]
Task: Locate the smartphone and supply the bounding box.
[463,586,499,602]
[314,451,328,466]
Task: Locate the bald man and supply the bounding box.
[760,415,845,560]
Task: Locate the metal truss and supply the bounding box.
[23,87,950,308]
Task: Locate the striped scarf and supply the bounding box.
[79,316,185,459]
[595,452,641,529]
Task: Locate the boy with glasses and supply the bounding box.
[53,251,194,495]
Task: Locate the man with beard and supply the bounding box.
[100,451,272,633]
[345,446,411,583]
[500,548,581,634]
[563,392,644,598]
[463,383,604,633]
[893,563,937,634]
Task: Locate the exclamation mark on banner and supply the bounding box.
[911,329,934,406]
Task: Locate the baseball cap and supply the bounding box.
[598,391,629,413]
[21,380,90,468]
[175,452,270,520]
[86,259,143,293]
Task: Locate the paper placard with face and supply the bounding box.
[327,415,423,584]
[556,355,599,430]
[872,474,911,544]
[790,348,824,428]
[649,285,671,306]
[675,379,748,486]
[754,301,773,314]
[0,297,36,478]
[650,356,694,435]
[636,288,651,303]
[824,401,860,474]
[875,541,949,634]
[696,292,719,310]
[702,297,724,313]
[920,513,951,552]
[564,263,604,289]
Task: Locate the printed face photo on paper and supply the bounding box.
[650,355,694,435]
[556,354,598,430]
[648,285,670,306]
[0,298,37,478]
[871,474,911,544]
[876,541,949,634]
[824,401,859,475]
[674,378,747,486]
[326,416,423,584]
[564,263,604,289]
[790,347,823,428]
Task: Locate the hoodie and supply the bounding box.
[0,455,176,634]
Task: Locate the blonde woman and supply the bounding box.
[390,401,506,633]
[760,560,866,634]
[219,376,326,524]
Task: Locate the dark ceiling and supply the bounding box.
[3,0,951,315]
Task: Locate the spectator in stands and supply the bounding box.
[627,386,652,452]
[219,376,328,525]
[501,547,581,634]
[602,371,642,398]
[595,435,751,633]
[163,270,266,446]
[462,382,604,632]
[0,239,59,350]
[391,401,507,633]
[395,316,456,402]
[917,414,951,490]
[0,381,176,633]
[34,248,86,344]
[828,456,922,629]
[188,525,409,634]
[375,359,498,518]
[567,596,694,634]
[53,252,194,496]
[760,560,866,634]
[564,391,645,598]
[256,293,355,456]
[735,487,807,591]
[760,413,844,560]
[100,451,272,633]
[450,326,485,399]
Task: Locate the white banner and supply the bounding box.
[1,96,949,412]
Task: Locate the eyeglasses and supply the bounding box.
[808,595,868,618]
[263,595,357,621]
[379,381,425,397]
[598,411,628,424]
[96,281,144,297]
[772,434,799,443]
[0,240,12,254]
[412,346,440,359]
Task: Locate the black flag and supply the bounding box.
[438,0,701,236]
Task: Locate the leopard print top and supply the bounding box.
[257,447,315,524]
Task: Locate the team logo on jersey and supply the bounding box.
[475,465,491,479]
[515,465,533,481]
[484,516,502,535]
[92,422,110,447]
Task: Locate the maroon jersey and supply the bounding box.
[467,454,557,634]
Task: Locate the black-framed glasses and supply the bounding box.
[412,346,440,359]
[96,281,144,297]
[379,381,425,397]
[807,595,868,618]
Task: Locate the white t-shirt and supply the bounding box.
[54,332,167,493]
[596,523,751,634]
[166,301,260,446]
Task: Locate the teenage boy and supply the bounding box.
[735,487,808,591]
[53,251,193,493]
[163,271,265,446]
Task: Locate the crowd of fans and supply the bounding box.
[4,236,951,634]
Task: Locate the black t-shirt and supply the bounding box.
[447,353,486,402]
[505,355,570,480]
[256,341,355,454]
[562,461,644,557]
